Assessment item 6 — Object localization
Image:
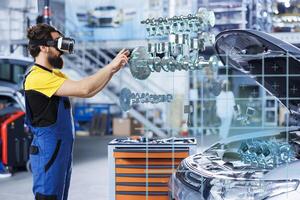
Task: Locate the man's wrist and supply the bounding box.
[105,64,115,74]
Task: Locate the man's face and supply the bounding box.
[47,31,64,69]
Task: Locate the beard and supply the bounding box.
[47,54,64,69]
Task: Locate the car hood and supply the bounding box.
[214,29,300,115]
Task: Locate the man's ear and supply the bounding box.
[40,46,49,53]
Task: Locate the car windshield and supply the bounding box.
[106,6,116,10]
[193,52,298,153]
[95,6,116,11]
[0,59,30,85]
[95,7,105,11]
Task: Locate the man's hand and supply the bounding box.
[108,49,130,74]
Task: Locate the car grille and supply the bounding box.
[99,18,113,24]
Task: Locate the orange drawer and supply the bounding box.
[116,176,170,183]
[116,192,169,200]
[116,185,168,192]
[113,152,189,158]
[115,167,175,174]
[115,158,182,165]
[116,195,169,200]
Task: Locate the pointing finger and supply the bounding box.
[123,50,130,56]
[117,48,126,56]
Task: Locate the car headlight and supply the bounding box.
[209,178,299,199]
[176,162,203,190]
[175,162,212,199]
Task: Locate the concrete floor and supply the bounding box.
[0,136,114,200]
[0,134,218,200]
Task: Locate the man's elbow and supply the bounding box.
[80,87,99,98]
[82,92,94,98]
[78,86,92,97]
[83,88,103,98]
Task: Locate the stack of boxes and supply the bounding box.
[113,118,143,136]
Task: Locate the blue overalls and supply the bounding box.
[24,71,75,200]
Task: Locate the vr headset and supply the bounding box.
[29,37,75,54]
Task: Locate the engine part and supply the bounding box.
[234,104,243,121]
[129,50,218,80]
[238,140,296,168]
[141,8,215,37]
[119,87,173,112]
[129,9,217,80]
[233,105,256,125]
[129,46,152,80]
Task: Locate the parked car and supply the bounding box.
[0,55,33,89]
[169,30,300,199]
[87,5,122,27]
[0,81,25,111]
[0,56,32,172]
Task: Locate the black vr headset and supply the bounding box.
[29,37,75,54]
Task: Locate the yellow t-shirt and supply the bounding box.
[25,65,67,97]
[24,64,68,127]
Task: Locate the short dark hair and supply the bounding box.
[27,23,60,57]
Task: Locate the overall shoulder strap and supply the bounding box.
[23,63,35,127]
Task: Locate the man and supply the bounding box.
[216,80,235,141]
[24,23,129,200]
[202,66,218,135]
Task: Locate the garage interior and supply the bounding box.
[1,0,300,200]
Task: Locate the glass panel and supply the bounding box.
[0,63,11,82]
[12,64,26,85]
